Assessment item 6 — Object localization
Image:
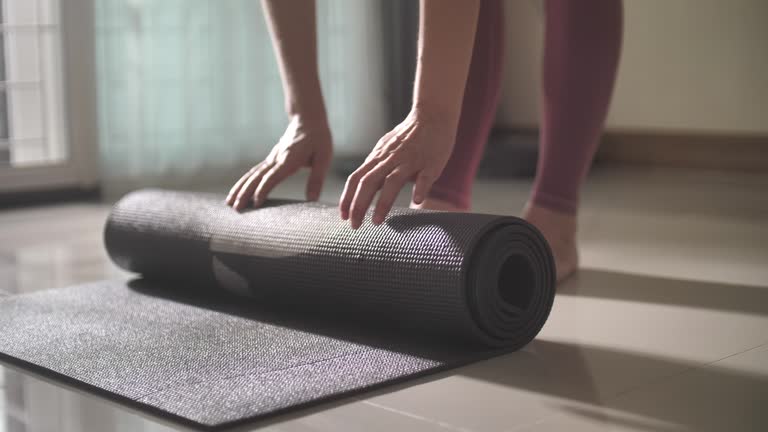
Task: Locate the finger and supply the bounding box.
[349,159,398,229]
[372,167,411,225]
[234,163,272,211]
[412,171,437,205]
[306,149,332,202]
[339,157,381,220]
[253,164,293,208]
[226,164,261,206]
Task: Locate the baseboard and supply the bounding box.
[598,130,768,172]
[0,186,101,209]
[496,126,768,172]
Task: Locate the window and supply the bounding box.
[0,0,96,194]
[0,0,66,167]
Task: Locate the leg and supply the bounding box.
[524,0,623,281]
[415,0,505,211]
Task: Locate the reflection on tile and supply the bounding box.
[0,203,127,295]
[524,344,768,431]
[363,334,766,432]
[0,367,180,432]
[259,399,463,432]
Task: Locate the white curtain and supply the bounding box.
[94,0,389,194]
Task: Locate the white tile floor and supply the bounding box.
[0,165,766,431]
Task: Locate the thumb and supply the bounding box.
[412,171,437,205]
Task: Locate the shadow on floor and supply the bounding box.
[559,268,768,316]
[459,268,768,431]
[462,338,767,431]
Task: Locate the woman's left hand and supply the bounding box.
[339,109,457,229]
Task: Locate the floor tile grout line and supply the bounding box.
[362,400,477,432]
[500,340,768,432]
[590,338,768,410]
[504,411,564,432]
[700,339,768,367]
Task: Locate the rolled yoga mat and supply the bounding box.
[0,189,555,429]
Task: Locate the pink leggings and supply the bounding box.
[428,0,623,214]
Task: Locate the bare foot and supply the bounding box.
[522,203,579,283]
[411,197,468,212]
[415,198,576,283]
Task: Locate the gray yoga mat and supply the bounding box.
[0,189,555,430]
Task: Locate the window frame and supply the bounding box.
[0,0,98,193]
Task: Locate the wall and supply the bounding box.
[497,0,768,135]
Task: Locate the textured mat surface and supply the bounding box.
[0,189,555,429]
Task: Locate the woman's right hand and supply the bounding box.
[226,115,332,211]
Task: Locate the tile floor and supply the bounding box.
[0,165,766,431]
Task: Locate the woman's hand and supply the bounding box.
[337,0,479,228]
[226,115,332,211]
[339,110,457,229]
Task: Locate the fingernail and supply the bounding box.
[414,195,423,204]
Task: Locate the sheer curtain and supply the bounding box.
[94,0,388,195]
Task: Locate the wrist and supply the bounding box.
[408,103,461,131]
[288,113,332,144]
[288,108,330,131]
[288,102,327,121]
[285,77,328,126]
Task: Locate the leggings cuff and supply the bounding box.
[426,186,471,210]
[530,191,578,214]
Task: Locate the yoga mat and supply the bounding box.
[0,189,555,429]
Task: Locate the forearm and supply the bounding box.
[261,0,327,120]
[412,0,480,126]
